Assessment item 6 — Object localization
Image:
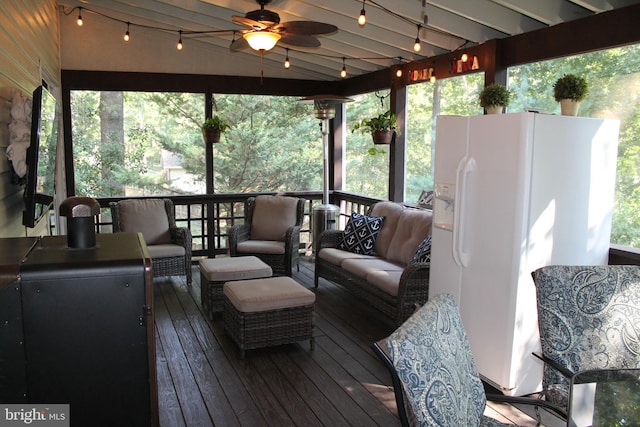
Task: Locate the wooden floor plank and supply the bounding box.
[172,278,268,427]
[154,260,565,427]
[154,281,214,427]
[158,280,241,427]
[154,325,186,427]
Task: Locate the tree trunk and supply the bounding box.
[99,91,125,195]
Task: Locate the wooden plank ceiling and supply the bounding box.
[57,0,640,81]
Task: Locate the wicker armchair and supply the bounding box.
[110,198,192,285]
[228,195,304,276]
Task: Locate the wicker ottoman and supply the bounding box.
[199,256,272,318]
[223,276,315,359]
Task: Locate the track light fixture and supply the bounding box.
[76,7,83,26]
[358,0,367,26]
[413,24,422,52]
[123,22,130,42]
[177,30,183,50]
[340,57,347,78]
[284,48,291,69]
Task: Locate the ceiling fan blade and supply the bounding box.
[229,37,248,52]
[232,15,269,30]
[274,21,338,35]
[280,34,321,48]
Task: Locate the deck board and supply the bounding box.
[153,257,564,427]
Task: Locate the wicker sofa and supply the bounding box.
[314,201,432,326]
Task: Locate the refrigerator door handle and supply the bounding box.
[453,156,476,267]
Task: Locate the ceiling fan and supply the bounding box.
[231,0,338,52]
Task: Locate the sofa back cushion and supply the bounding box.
[117,199,171,245]
[369,202,405,259]
[387,208,433,265]
[251,195,299,241]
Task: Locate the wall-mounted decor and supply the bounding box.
[7,89,32,180]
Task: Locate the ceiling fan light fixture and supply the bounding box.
[243,31,281,51]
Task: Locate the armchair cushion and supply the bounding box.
[147,244,186,258]
[116,199,171,245]
[237,240,286,254]
[250,195,299,241]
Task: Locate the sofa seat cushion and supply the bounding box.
[366,270,403,296]
[318,248,375,266]
[341,258,404,280]
[387,209,433,265]
[237,240,286,255]
[369,202,405,259]
[147,243,186,258]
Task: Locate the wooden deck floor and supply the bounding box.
[153,257,565,427]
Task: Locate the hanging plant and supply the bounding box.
[352,110,398,145]
[201,115,231,143]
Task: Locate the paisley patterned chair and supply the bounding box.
[531,265,640,419]
[373,293,549,426]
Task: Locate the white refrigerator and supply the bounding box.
[430,112,619,396]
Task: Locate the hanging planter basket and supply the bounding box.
[372,129,395,145]
[203,129,221,144]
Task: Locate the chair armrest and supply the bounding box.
[316,229,343,252]
[170,227,192,254]
[228,223,250,256]
[395,262,431,325]
[533,351,576,379]
[284,225,301,252]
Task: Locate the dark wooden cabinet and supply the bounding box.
[0,233,158,427]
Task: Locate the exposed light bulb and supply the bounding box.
[341,66,347,78]
[76,7,83,26]
[396,68,403,78]
[284,52,291,69]
[358,1,366,26]
[124,23,130,42]
[413,24,422,52]
[461,53,468,62]
[177,30,183,50]
[413,38,421,52]
[430,74,436,83]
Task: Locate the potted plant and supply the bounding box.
[202,116,230,143]
[352,110,398,144]
[479,83,510,114]
[553,74,588,116]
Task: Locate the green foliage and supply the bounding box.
[479,83,511,107]
[202,115,230,132]
[553,74,589,101]
[352,110,397,134]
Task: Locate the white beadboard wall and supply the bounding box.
[0,0,60,237]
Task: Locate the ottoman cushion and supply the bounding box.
[199,256,272,282]
[224,277,315,313]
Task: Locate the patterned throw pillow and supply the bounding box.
[410,235,432,265]
[339,212,385,255]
